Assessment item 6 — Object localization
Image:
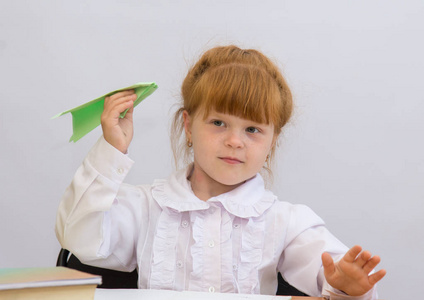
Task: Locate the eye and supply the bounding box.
[212,120,224,127]
[246,127,259,133]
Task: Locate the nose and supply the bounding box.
[224,130,244,149]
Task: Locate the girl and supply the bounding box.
[55,45,385,299]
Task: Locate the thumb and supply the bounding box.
[122,101,135,121]
[124,105,134,119]
[322,252,335,276]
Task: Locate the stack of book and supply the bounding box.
[0,267,102,300]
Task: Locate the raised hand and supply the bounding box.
[101,90,137,153]
[322,245,386,296]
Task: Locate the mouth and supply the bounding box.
[219,157,243,164]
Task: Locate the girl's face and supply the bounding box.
[183,109,276,200]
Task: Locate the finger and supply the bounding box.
[343,245,362,263]
[321,252,335,275]
[368,269,387,285]
[109,90,136,100]
[110,101,135,118]
[121,104,135,120]
[363,255,381,275]
[105,93,136,107]
[102,101,135,123]
[355,250,372,268]
[126,104,135,115]
[104,94,136,114]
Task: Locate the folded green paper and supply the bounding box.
[53,82,158,142]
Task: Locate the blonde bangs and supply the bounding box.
[188,64,283,131]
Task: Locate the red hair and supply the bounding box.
[172,45,293,177]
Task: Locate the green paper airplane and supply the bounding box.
[53,82,158,142]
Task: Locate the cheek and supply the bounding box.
[255,144,273,163]
[249,136,274,153]
[192,135,211,156]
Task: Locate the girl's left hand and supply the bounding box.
[322,245,386,296]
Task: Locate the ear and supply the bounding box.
[183,110,192,140]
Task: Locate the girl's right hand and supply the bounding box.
[101,90,137,153]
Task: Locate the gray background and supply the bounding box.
[1,1,423,299]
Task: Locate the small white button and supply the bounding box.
[181,220,189,228]
[209,286,215,293]
[209,208,216,214]
[233,224,240,229]
[232,264,238,271]
[208,240,215,248]
[176,260,183,268]
[117,168,124,175]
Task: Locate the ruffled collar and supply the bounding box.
[151,165,276,218]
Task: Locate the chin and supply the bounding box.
[217,176,250,187]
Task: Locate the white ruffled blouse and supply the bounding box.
[56,137,376,299]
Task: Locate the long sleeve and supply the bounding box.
[277,204,378,300]
[55,136,140,272]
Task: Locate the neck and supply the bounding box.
[187,165,244,201]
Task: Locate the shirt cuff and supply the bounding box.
[322,283,377,300]
[86,136,135,183]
